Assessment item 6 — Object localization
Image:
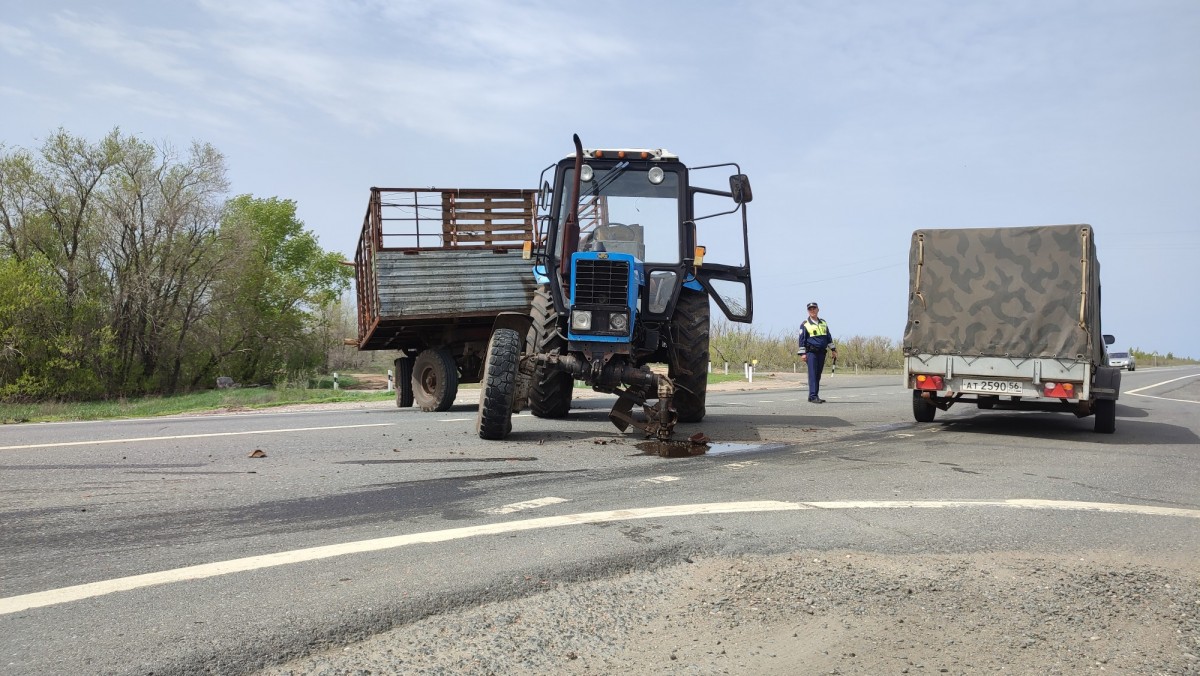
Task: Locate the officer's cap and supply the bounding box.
[806,302,818,309]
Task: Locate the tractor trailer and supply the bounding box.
[352,187,537,411]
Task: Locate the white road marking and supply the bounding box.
[0,423,394,451]
[1124,373,1200,404]
[481,496,568,515]
[2,498,1197,615]
[442,413,531,422]
[644,475,680,483]
[724,461,760,469]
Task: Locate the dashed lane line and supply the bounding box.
[481,497,569,515]
[2,499,1197,615]
[0,423,395,451]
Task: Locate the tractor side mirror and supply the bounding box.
[729,174,753,204]
[1103,334,1115,346]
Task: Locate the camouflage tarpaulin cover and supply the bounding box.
[902,224,1104,363]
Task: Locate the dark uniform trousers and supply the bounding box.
[806,349,827,400]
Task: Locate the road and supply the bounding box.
[2,369,1198,674]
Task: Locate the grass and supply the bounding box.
[0,387,395,424]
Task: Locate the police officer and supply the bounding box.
[797,301,837,403]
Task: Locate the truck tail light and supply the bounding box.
[914,374,943,390]
[1043,381,1077,398]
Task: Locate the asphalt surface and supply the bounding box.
[1,368,1198,674]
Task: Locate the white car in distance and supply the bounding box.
[1107,351,1136,371]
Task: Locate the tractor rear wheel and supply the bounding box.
[477,328,521,440]
[394,356,414,408]
[413,348,458,412]
[669,288,710,423]
[528,287,573,418]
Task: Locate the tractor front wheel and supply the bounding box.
[477,329,521,440]
[528,287,573,418]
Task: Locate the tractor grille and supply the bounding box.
[574,259,630,306]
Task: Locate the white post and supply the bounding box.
[333,372,339,390]
[387,369,395,391]
[708,361,712,374]
[724,362,729,375]
[743,362,749,379]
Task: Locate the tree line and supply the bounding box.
[0,129,351,402]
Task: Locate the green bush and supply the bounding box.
[710,320,902,373]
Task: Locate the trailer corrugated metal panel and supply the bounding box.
[353,187,539,351]
[375,250,534,317]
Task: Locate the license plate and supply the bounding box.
[960,379,1025,395]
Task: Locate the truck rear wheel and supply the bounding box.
[913,390,937,423]
[669,288,710,423]
[528,287,573,418]
[1093,398,1116,433]
[413,348,459,412]
[477,328,521,440]
[395,356,414,408]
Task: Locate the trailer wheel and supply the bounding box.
[913,390,937,423]
[477,328,521,440]
[669,288,710,423]
[528,287,573,418]
[413,348,459,412]
[394,356,414,408]
[1093,398,1116,434]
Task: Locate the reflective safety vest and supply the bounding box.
[800,318,833,352]
[803,319,829,337]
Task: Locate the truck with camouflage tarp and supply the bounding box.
[902,224,1121,433]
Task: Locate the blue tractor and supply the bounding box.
[476,135,754,440]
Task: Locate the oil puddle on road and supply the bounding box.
[337,457,537,464]
[634,440,788,458]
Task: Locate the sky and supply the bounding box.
[3,0,1198,358]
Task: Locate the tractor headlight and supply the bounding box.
[570,310,593,331]
[609,312,628,332]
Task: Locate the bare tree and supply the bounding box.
[97,136,229,391]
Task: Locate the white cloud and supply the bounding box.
[51,11,209,89]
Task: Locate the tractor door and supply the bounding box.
[688,169,753,323]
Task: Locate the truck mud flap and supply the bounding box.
[1092,366,1122,401]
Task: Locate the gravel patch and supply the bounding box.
[259,550,1200,675]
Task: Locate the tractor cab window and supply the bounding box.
[560,165,681,263]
